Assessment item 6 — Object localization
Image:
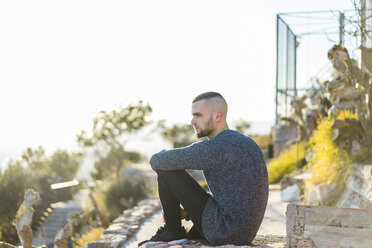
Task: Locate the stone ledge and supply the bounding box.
[87,198,285,248]
[87,198,161,248]
[139,235,285,248]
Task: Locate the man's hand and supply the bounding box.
[180,207,188,220]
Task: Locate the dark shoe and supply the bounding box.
[138,225,187,247]
[186,224,206,240]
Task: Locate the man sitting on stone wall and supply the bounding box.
[138,92,269,246]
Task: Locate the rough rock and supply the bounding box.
[139,235,285,248]
[88,188,287,248]
[336,164,372,209]
[280,184,300,203]
[33,200,82,247]
[273,124,298,158]
[304,183,333,205]
[86,198,161,248]
[280,173,305,203]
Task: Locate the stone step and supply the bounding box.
[33,199,82,247]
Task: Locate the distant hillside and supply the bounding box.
[0,120,274,176]
[0,145,23,169]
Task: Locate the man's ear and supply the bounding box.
[215,111,223,122]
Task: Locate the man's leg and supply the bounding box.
[156,170,209,237]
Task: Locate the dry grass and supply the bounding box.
[73,227,105,248]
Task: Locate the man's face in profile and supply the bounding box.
[191,100,215,139]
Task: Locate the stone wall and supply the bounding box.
[302,164,372,207]
[86,197,286,248]
[87,198,161,248]
[273,123,298,158]
[33,201,82,247]
[336,164,372,209]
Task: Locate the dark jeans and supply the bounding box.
[156,170,210,239]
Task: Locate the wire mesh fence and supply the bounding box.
[275,9,364,124]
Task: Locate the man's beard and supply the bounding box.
[195,117,214,139]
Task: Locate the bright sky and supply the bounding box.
[0,0,354,161]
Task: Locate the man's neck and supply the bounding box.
[209,124,229,138]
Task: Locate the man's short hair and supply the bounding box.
[192,92,226,104]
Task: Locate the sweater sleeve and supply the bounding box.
[149,139,221,171]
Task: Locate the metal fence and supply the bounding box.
[275,10,351,124]
[274,7,372,157]
[275,16,296,124]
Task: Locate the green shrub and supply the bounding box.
[352,147,372,164]
[308,116,352,186]
[73,227,104,248]
[0,147,82,244]
[332,110,372,164]
[306,114,353,206]
[251,134,272,150]
[104,178,148,220]
[267,141,307,184]
[0,162,30,244]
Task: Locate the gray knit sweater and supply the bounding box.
[150,130,268,245]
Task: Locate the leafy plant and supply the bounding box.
[104,178,148,220]
[77,101,152,178]
[305,114,355,205]
[233,119,251,135]
[157,120,196,148]
[0,161,30,244]
[250,135,272,150]
[73,227,104,248]
[0,147,82,244]
[352,148,372,164]
[308,117,352,185]
[327,45,372,145]
[267,141,307,184]
[90,147,145,180]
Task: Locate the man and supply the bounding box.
[138,92,268,246]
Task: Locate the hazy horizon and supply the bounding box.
[0,119,274,168]
[0,0,355,176]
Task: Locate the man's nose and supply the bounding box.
[191,117,196,125]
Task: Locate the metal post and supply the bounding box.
[294,34,297,98]
[275,14,280,125]
[339,12,345,45]
[367,0,372,48]
[286,26,289,117]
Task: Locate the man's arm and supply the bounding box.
[150,139,221,171]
